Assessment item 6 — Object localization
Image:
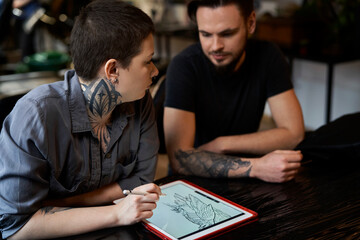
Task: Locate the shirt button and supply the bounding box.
[105,153,112,159]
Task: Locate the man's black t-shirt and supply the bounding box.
[165,39,292,147]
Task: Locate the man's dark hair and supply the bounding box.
[187,0,254,23]
[70,0,154,80]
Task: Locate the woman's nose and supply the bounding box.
[151,63,159,78]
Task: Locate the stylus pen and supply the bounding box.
[123,189,166,196]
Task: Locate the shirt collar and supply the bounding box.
[66,70,92,133]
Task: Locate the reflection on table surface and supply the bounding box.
[55,160,360,240]
[0,71,62,99]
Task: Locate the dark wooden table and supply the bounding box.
[57,160,360,240]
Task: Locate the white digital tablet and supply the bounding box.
[143,180,258,240]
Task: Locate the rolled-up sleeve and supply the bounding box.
[118,91,159,191]
[0,98,49,239]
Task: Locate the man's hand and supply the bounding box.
[250,150,302,183]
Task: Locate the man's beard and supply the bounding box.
[213,50,244,76]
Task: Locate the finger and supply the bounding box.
[286,153,303,162]
[136,183,162,196]
[275,150,301,154]
[152,185,163,196]
[129,193,159,204]
[284,169,299,179]
[282,175,296,182]
[138,210,154,220]
[284,162,301,171]
[138,202,157,211]
[277,171,297,183]
[142,193,160,202]
[132,209,155,223]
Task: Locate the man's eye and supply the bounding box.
[200,32,211,37]
[221,32,234,37]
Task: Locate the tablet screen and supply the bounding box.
[144,180,256,239]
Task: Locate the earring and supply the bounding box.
[113,78,118,83]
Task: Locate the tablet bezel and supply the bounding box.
[143,180,258,240]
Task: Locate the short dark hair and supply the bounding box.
[70,0,154,80]
[187,0,254,23]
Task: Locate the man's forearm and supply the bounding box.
[201,127,304,156]
[173,149,252,178]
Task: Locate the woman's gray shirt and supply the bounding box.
[0,70,159,238]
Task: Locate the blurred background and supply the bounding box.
[0,0,359,179]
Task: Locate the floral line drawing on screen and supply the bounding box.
[164,193,231,229]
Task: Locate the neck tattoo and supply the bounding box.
[80,78,122,152]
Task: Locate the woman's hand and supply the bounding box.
[114,183,163,225]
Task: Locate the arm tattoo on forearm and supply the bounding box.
[41,207,72,215]
[174,149,252,178]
